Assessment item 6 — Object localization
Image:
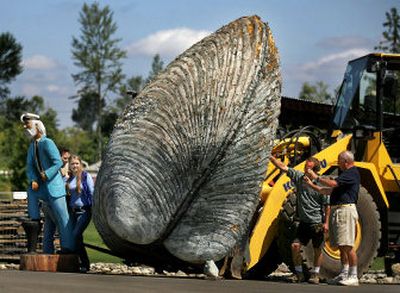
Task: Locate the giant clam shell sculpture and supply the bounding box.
[93,15,281,264]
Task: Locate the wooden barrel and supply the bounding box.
[20,254,79,272]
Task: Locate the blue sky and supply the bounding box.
[1,0,398,128]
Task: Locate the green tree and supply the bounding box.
[97,75,144,140]
[0,95,47,128]
[71,2,126,159]
[145,54,164,84]
[71,91,103,132]
[0,95,60,190]
[298,81,334,104]
[127,75,144,93]
[0,32,23,99]
[56,127,98,165]
[3,121,28,190]
[116,75,144,112]
[97,55,164,141]
[375,7,400,53]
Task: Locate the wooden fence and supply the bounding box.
[0,193,60,263]
[0,199,29,262]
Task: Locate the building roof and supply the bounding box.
[280,96,333,130]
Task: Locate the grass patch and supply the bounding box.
[83,221,122,264]
[370,257,384,271]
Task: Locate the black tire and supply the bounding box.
[303,186,381,278]
[384,251,400,276]
[277,192,310,279]
[277,192,298,272]
[244,240,282,279]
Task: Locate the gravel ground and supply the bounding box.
[267,263,400,284]
[1,262,400,284]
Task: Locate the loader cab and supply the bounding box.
[332,53,400,161]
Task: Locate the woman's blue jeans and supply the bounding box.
[71,207,92,269]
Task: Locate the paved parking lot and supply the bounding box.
[1,270,399,293]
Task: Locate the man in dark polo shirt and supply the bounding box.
[305,150,360,286]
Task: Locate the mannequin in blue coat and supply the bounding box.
[22,113,75,253]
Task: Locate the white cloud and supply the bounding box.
[46,84,59,93]
[21,83,41,97]
[126,28,211,58]
[20,83,69,97]
[23,54,58,70]
[282,48,371,97]
[46,84,70,96]
[300,48,370,72]
[285,48,370,83]
[316,36,373,50]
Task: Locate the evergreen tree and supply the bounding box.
[56,127,98,164]
[375,7,400,53]
[298,81,334,104]
[71,2,126,159]
[71,91,103,132]
[101,55,164,140]
[0,95,59,190]
[116,75,144,112]
[145,54,164,84]
[0,32,23,99]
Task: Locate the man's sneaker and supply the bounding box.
[327,273,347,285]
[308,273,319,284]
[338,275,359,286]
[287,272,305,283]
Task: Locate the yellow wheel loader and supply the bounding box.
[246,53,400,279]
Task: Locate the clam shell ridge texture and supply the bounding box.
[93,15,281,263]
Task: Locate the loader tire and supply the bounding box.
[303,186,381,278]
[277,192,299,272]
[244,240,281,279]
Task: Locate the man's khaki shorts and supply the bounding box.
[329,204,358,247]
